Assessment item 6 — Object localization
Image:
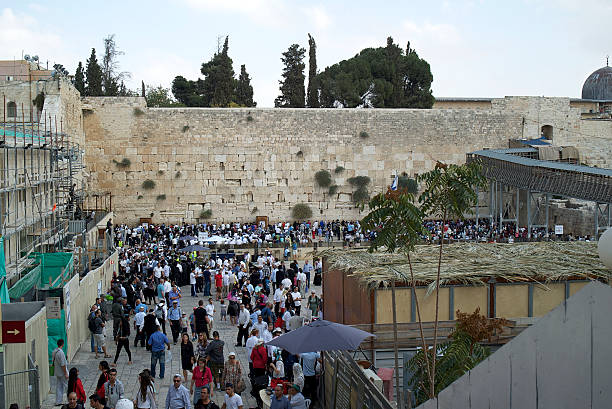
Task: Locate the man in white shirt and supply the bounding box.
[282,309,292,332]
[205,298,215,331]
[134,305,147,347]
[190,271,197,297]
[273,287,284,316]
[253,315,268,337]
[154,265,163,280]
[281,277,292,290]
[245,329,260,375]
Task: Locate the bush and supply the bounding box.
[182,125,190,132]
[133,107,145,116]
[156,194,166,201]
[251,207,258,214]
[113,158,131,169]
[157,170,164,176]
[175,171,181,179]
[291,203,312,220]
[334,166,345,174]
[315,170,332,188]
[359,130,369,139]
[348,175,371,188]
[137,195,143,200]
[352,186,370,204]
[247,115,254,122]
[142,179,156,190]
[328,185,339,195]
[199,209,212,219]
[296,150,304,158]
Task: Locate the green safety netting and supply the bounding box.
[47,308,67,374]
[8,252,73,299]
[1,237,10,303]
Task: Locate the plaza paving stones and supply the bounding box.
[43,267,322,409]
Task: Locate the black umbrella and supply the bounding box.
[266,319,375,354]
[179,244,210,252]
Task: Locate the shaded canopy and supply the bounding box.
[320,242,610,293]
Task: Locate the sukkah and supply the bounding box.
[319,242,610,293]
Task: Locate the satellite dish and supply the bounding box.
[33,55,39,61]
[24,54,31,61]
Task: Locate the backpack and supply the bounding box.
[88,315,97,332]
[155,308,164,320]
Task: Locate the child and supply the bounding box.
[219,299,228,321]
[181,312,189,335]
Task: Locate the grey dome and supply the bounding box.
[582,66,612,100]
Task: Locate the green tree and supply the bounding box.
[307,33,319,108]
[146,85,183,107]
[275,44,306,108]
[235,64,255,107]
[74,62,85,95]
[85,48,103,96]
[318,37,434,108]
[171,76,205,107]
[101,34,130,96]
[201,36,235,107]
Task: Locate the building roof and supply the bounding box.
[320,242,609,290]
[582,65,612,101]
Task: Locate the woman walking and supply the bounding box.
[190,357,213,407]
[250,339,268,377]
[66,367,86,404]
[134,371,156,409]
[221,352,244,394]
[113,316,132,366]
[95,361,110,400]
[180,333,195,382]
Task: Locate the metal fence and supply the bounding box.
[0,354,40,409]
[323,350,394,409]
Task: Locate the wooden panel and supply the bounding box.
[342,270,372,325]
[569,281,589,297]
[375,288,411,324]
[323,266,345,323]
[453,285,487,316]
[414,287,449,321]
[532,283,565,317]
[495,284,529,318]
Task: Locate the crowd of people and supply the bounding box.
[50,220,325,409]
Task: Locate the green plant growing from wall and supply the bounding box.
[398,173,418,194]
[334,166,345,174]
[359,130,369,139]
[112,158,131,169]
[314,170,332,188]
[137,195,143,200]
[32,92,45,112]
[175,171,181,179]
[156,194,166,201]
[142,179,156,190]
[291,203,312,220]
[348,175,371,205]
[251,207,258,214]
[182,125,190,132]
[133,107,145,116]
[246,114,254,122]
[157,170,164,176]
[328,185,338,195]
[199,209,212,219]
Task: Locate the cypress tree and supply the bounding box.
[275,44,306,108]
[85,48,103,96]
[307,34,319,108]
[201,36,235,107]
[141,80,146,97]
[235,64,255,107]
[74,62,85,95]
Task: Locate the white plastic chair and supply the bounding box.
[304,398,311,408]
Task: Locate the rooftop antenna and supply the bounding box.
[607,55,609,67]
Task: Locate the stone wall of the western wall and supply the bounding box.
[83,97,524,224]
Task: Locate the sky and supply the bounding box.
[1,0,611,107]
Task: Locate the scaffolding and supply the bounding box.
[1,97,84,287]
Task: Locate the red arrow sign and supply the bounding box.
[2,320,26,343]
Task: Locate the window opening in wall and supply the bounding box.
[541,125,553,140]
[7,101,17,117]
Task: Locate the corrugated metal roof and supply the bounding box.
[471,149,612,177]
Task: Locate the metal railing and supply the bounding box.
[0,355,40,409]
